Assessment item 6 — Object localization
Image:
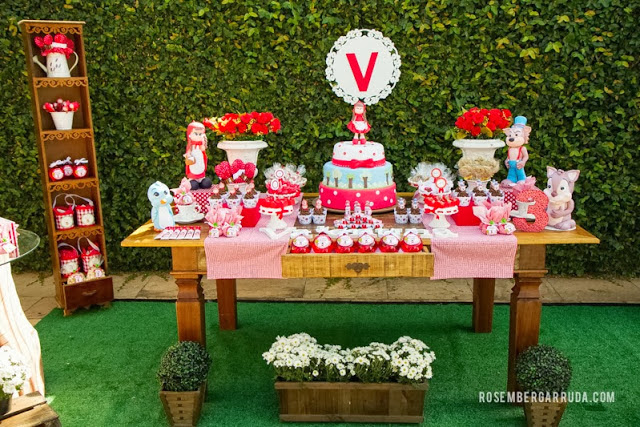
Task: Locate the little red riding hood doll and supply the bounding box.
[347,101,370,144]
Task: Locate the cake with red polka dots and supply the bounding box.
[319,140,396,211]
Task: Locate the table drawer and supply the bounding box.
[282,249,433,278]
[63,276,114,311]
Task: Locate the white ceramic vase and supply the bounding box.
[217,140,267,166]
[453,139,505,160]
[50,111,74,130]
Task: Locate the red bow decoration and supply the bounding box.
[332,158,384,169]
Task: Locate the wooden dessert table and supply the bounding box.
[121,195,599,392]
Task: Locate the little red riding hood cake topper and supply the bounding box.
[184,121,213,190]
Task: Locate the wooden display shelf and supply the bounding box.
[34,76,88,88]
[54,224,104,240]
[20,19,113,315]
[41,128,93,142]
[48,177,99,192]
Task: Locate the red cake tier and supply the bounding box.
[319,183,397,211]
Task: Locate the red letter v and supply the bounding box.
[346,52,379,92]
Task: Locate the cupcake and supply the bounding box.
[312,200,327,225]
[409,199,423,224]
[225,188,242,208]
[472,187,488,205]
[489,180,504,202]
[242,183,260,208]
[394,198,409,224]
[455,181,471,207]
[297,200,313,225]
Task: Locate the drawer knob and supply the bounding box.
[82,290,97,297]
[345,262,369,274]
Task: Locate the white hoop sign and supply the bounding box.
[325,29,401,105]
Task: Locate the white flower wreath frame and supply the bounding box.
[325,29,401,105]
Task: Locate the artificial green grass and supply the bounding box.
[35,302,640,426]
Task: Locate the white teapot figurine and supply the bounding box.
[32,34,79,78]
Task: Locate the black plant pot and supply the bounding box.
[0,398,10,416]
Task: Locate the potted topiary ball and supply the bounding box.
[157,341,211,426]
[516,345,572,427]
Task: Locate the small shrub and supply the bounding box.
[516,345,572,394]
[157,341,211,392]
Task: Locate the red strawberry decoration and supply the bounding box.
[231,159,245,174]
[214,161,232,181]
[244,162,256,179]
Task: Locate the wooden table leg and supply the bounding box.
[216,279,237,330]
[174,274,206,346]
[507,245,546,392]
[472,278,495,333]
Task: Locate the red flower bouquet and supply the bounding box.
[203,112,281,140]
[34,34,75,58]
[453,108,512,139]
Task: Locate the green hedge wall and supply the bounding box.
[1,0,638,276]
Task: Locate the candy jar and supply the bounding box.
[291,234,311,254]
[379,233,400,253]
[400,232,423,252]
[335,234,355,253]
[311,232,334,253]
[61,157,74,178]
[73,158,89,178]
[48,160,64,181]
[357,232,376,253]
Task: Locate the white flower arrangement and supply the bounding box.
[263,333,435,384]
[0,347,29,398]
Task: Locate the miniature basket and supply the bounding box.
[69,194,95,227]
[58,243,80,278]
[78,237,103,273]
[52,193,75,230]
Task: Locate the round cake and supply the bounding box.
[319,140,396,211]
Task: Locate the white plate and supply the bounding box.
[174,213,205,224]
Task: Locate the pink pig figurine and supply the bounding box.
[544,166,580,231]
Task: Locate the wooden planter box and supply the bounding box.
[524,400,567,427]
[160,382,206,427]
[275,381,429,423]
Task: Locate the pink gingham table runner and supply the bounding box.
[428,217,517,280]
[205,203,299,279]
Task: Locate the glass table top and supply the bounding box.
[0,229,41,266]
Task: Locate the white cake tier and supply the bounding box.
[332,141,386,168]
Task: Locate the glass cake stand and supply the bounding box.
[0,228,45,395]
[0,229,40,266]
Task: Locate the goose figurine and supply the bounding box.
[147,181,175,231]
